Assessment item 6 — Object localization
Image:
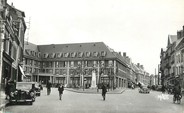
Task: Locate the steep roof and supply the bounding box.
[37,42,116,59]
[24,41,39,52]
[113,52,128,67]
[167,35,177,48]
[175,37,184,49]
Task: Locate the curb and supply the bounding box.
[65,88,126,94]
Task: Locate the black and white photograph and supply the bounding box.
[0,0,184,113]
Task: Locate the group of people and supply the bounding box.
[161,82,182,103]
[46,80,64,100]
[5,79,15,100]
[46,81,108,101]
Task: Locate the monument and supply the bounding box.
[90,70,97,88]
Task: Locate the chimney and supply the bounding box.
[119,52,121,55]
[183,26,184,37]
[137,63,140,68]
[0,0,7,9]
[123,52,126,57]
[140,65,144,70]
[177,31,181,39]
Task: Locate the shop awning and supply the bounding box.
[19,66,26,77]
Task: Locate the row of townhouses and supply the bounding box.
[160,26,184,89]
[0,0,27,90]
[23,41,151,89]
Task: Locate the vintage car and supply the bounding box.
[139,85,150,93]
[9,82,36,105]
[34,82,41,96]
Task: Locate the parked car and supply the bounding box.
[155,85,162,91]
[9,82,36,105]
[139,85,150,93]
[34,82,41,96]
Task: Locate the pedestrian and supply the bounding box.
[161,85,165,93]
[101,83,107,101]
[46,80,52,95]
[58,84,64,100]
[5,80,10,100]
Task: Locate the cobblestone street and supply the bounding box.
[4,88,184,113]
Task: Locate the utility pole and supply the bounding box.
[158,64,160,85]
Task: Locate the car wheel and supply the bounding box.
[29,101,33,105]
[32,98,35,102]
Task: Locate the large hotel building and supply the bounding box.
[23,41,148,88]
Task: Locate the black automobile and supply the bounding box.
[9,82,36,105]
[139,85,150,93]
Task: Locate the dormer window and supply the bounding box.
[86,52,91,57]
[56,53,63,58]
[78,52,83,58]
[71,52,76,58]
[43,53,49,58]
[25,49,30,55]
[49,53,56,58]
[93,52,99,57]
[64,53,69,58]
[38,52,41,58]
[101,51,107,57]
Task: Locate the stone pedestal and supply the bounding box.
[90,70,96,88]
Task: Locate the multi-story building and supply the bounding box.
[175,26,184,89]
[160,35,177,86]
[23,41,149,89]
[160,26,184,89]
[0,1,27,90]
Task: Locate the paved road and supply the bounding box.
[4,88,184,113]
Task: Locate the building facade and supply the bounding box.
[23,42,150,89]
[0,1,27,90]
[160,26,184,89]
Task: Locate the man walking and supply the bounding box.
[101,83,107,101]
[46,80,52,95]
[58,84,64,100]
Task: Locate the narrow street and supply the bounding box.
[4,88,184,113]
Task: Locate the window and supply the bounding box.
[43,53,49,58]
[93,52,98,57]
[70,61,74,67]
[55,61,59,67]
[108,60,113,67]
[101,51,107,57]
[30,60,32,66]
[78,52,83,57]
[30,68,32,73]
[56,53,62,58]
[86,52,91,57]
[93,61,97,67]
[58,61,65,67]
[64,53,69,57]
[55,69,60,75]
[71,52,76,58]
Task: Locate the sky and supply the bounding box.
[7,0,184,75]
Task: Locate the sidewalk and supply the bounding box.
[65,87,126,94]
[0,90,9,112]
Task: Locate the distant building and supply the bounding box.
[23,42,135,89]
[160,26,184,89]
